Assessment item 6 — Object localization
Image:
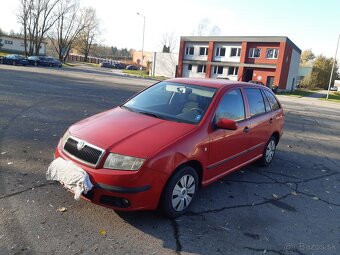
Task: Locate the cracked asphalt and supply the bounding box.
[0,64,339,255]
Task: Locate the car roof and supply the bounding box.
[166,78,266,90]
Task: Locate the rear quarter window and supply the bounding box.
[263,90,280,111]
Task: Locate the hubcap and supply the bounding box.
[171,174,195,212]
[265,140,276,163]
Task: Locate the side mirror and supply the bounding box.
[216,118,238,130]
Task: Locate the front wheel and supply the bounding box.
[160,166,198,218]
[259,136,277,166]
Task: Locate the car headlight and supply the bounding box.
[104,153,145,171]
[60,130,71,148]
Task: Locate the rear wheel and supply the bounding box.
[12,61,16,66]
[160,166,198,218]
[259,136,277,166]
[34,61,38,66]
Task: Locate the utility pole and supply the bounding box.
[137,12,145,70]
[327,33,340,100]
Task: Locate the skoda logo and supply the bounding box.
[77,141,85,150]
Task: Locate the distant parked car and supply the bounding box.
[249,80,264,85]
[330,86,338,91]
[46,57,62,67]
[28,56,50,66]
[112,63,126,69]
[0,54,29,66]
[126,65,138,70]
[99,62,113,68]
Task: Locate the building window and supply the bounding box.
[185,46,194,55]
[188,64,192,71]
[249,48,261,58]
[228,66,239,75]
[213,66,223,74]
[199,47,208,56]
[230,48,241,57]
[4,40,13,45]
[197,65,206,73]
[266,48,279,59]
[216,47,226,57]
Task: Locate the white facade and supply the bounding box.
[182,64,206,78]
[213,43,242,63]
[150,52,178,78]
[183,42,209,61]
[286,49,301,91]
[210,66,238,81]
[0,35,46,55]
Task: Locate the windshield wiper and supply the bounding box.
[137,111,163,119]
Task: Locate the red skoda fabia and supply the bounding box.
[49,78,284,217]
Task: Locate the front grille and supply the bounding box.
[63,137,104,166]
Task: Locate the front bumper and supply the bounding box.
[55,146,168,211]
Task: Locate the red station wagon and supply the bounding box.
[48,78,284,217]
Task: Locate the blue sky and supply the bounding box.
[1,0,339,58]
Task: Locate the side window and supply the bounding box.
[215,89,245,122]
[264,90,280,111]
[245,88,266,116]
[261,90,271,112]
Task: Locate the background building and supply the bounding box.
[177,36,301,91]
[0,35,47,55]
[150,52,178,78]
[132,51,154,67]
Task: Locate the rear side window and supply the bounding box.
[245,88,266,116]
[263,90,280,111]
[215,89,245,122]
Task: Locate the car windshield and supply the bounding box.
[122,81,217,124]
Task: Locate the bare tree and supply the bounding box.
[49,0,85,61]
[74,7,100,62]
[17,0,61,56]
[194,18,210,36]
[193,18,222,36]
[209,26,221,36]
[160,32,177,53]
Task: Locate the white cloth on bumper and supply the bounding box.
[46,157,93,200]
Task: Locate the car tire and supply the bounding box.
[49,63,53,67]
[13,61,16,66]
[34,61,38,66]
[0,59,3,64]
[160,165,198,218]
[259,136,277,166]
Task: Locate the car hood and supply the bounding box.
[69,107,196,158]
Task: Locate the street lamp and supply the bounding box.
[137,12,145,69]
[327,33,340,100]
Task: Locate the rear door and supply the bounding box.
[207,88,251,182]
[242,88,272,161]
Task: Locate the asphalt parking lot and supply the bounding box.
[0,64,339,255]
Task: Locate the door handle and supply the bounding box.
[243,127,250,133]
[269,118,273,124]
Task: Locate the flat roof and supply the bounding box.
[181,36,301,54]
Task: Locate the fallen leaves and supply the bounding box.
[57,207,67,212]
[99,229,107,236]
[272,194,279,199]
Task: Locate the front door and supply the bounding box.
[244,69,254,82]
[207,89,251,183]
